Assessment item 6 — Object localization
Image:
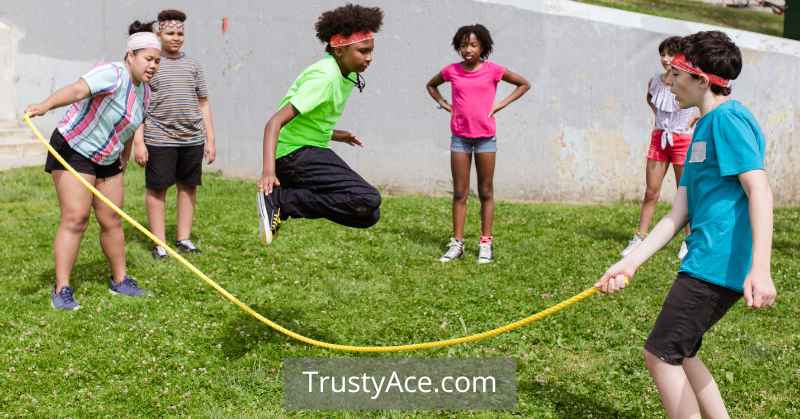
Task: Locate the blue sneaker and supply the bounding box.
[51,286,80,311]
[108,275,146,297]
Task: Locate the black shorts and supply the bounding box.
[44,129,122,178]
[644,273,741,365]
[145,144,204,189]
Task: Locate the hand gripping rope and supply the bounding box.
[24,115,623,353]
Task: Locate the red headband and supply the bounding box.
[329,31,374,48]
[671,53,731,88]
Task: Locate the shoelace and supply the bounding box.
[272,211,282,231]
[121,276,139,289]
[59,287,76,304]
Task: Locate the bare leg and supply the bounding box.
[683,356,730,419]
[475,152,496,237]
[93,173,127,283]
[145,187,168,243]
[638,159,670,235]
[451,152,471,241]
[644,349,702,419]
[51,171,95,292]
[176,183,197,241]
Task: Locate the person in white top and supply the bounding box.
[622,36,699,259]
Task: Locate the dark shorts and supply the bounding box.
[145,144,204,189]
[44,129,122,178]
[644,273,741,365]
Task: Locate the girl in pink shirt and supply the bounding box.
[427,24,530,264]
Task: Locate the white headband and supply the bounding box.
[127,32,161,51]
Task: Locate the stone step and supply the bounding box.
[0,128,34,140]
[0,120,21,129]
[0,136,47,171]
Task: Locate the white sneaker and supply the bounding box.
[439,238,464,262]
[478,241,493,264]
[621,233,644,257]
[678,241,688,260]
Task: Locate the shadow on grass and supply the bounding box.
[220,304,338,359]
[519,380,640,419]
[22,259,110,296]
[124,223,178,252]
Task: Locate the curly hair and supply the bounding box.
[452,24,493,59]
[315,4,383,53]
[658,36,682,56]
[679,31,741,96]
[158,9,187,22]
[128,20,155,35]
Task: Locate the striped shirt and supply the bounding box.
[143,52,209,147]
[57,62,150,165]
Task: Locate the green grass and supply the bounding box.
[575,0,785,37]
[0,165,798,417]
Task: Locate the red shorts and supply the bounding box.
[647,129,691,165]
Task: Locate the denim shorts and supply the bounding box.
[450,135,497,154]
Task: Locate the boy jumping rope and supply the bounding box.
[257,4,384,244]
[595,31,777,418]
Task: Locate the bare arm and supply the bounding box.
[426,72,452,112]
[259,104,299,194]
[490,69,531,116]
[646,80,656,115]
[595,187,689,293]
[199,97,216,164]
[739,170,776,308]
[25,79,92,117]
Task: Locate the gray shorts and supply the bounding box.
[450,135,497,154]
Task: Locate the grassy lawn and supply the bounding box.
[0,165,797,417]
[575,0,785,37]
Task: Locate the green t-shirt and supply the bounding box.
[275,54,355,159]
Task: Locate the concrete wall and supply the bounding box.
[1,0,799,203]
[0,21,18,121]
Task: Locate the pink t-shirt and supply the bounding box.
[441,60,506,138]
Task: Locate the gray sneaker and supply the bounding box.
[478,241,493,264]
[109,276,146,297]
[439,238,464,262]
[51,286,80,311]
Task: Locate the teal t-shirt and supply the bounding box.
[679,100,766,293]
[275,54,355,159]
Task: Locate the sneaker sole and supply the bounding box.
[51,299,80,311]
[478,258,493,264]
[257,193,273,245]
[108,289,145,298]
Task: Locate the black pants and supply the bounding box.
[274,146,381,228]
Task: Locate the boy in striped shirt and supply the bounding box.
[134,9,216,258]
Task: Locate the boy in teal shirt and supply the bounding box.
[257,4,384,244]
[595,31,777,418]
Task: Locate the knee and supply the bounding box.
[478,185,494,202]
[98,213,123,232]
[61,212,90,234]
[362,189,382,211]
[452,190,468,204]
[643,187,661,203]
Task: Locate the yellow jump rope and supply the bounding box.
[24,114,619,353]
